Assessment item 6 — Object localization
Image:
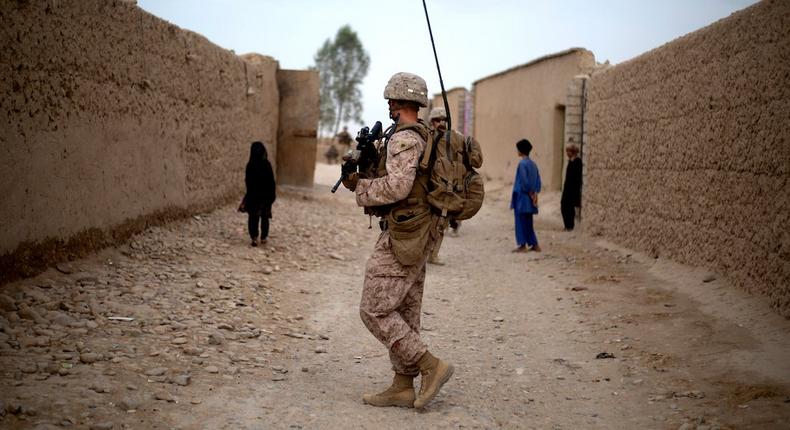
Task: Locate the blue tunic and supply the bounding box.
[510,157,542,214]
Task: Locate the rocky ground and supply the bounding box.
[1,164,789,429]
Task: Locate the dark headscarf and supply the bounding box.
[248,141,268,165]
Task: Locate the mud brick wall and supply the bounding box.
[473,48,596,190]
[0,1,281,281]
[584,0,790,316]
[276,69,319,187]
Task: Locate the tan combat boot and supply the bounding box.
[414,351,454,409]
[362,374,416,407]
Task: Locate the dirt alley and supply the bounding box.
[1,163,789,430]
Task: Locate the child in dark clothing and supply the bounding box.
[244,141,276,247]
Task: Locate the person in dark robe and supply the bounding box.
[560,144,583,231]
[510,139,542,252]
[244,141,276,247]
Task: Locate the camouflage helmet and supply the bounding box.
[429,107,447,120]
[383,72,428,107]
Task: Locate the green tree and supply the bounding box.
[312,25,370,136]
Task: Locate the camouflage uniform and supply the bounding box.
[355,127,440,376]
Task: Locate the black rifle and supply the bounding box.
[331,121,383,193]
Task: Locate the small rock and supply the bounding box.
[20,404,38,416]
[0,294,17,311]
[20,363,38,373]
[145,367,168,377]
[674,390,705,399]
[154,392,175,403]
[80,352,104,364]
[595,352,615,359]
[493,316,505,322]
[183,346,204,356]
[89,383,111,394]
[172,337,188,345]
[208,333,224,345]
[20,336,51,348]
[48,311,76,327]
[702,274,716,283]
[314,347,327,354]
[171,374,191,386]
[77,277,99,286]
[118,396,142,411]
[329,253,345,261]
[55,263,75,274]
[205,366,219,374]
[6,401,22,414]
[18,305,45,323]
[284,332,305,339]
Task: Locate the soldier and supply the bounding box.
[426,107,462,265]
[336,125,353,154]
[341,72,454,409]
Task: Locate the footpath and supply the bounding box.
[0,165,788,429]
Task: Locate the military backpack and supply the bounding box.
[420,129,484,220]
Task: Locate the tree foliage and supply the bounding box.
[312,25,370,136]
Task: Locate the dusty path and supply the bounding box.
[1,164,789,429]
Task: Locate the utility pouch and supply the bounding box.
[387,207,432,266]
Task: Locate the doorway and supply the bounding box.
[553,105,566,191]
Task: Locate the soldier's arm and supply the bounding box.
[355,131,421,207]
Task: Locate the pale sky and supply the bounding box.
[137,0,757,132]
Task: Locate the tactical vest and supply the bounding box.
[367,120,432,219]
[368,120,436,266]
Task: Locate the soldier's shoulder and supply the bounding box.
[389,130,422,155]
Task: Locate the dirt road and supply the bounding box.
[1,164,789,429]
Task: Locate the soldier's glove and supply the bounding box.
[342,172,359,191]
[341,161,356,175]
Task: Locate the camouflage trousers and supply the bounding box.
[359,218,441,376]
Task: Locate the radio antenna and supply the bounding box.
[422,0,451,142]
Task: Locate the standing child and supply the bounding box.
[510,139,542,252]
[244,141,276,247]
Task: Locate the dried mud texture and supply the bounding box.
[275,69,320,187]
[0,1,280,273]
[584,0,790,316]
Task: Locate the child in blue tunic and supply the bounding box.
[510,139,542,252]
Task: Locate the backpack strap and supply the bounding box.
[462,135,473,170]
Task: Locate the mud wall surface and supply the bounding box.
[584,0,790,316]
[0,1,280,281]
[276,69,319,187]
[473,49,595,189]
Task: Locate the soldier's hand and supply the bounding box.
[342,172,359,191]
[341,161,356,176]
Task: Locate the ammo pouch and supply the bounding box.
[387,206,433,266]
